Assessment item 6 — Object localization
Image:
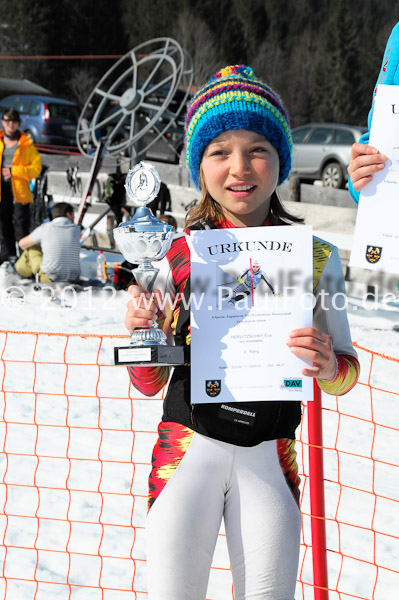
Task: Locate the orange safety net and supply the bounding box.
[0,330,398,599]
[297,341,399,599]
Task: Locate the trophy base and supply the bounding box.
[114,344,185,366]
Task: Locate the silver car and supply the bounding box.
[291,123,367,188]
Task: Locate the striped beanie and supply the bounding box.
[185,65,292,189]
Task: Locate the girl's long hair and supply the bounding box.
[185,168,304,228]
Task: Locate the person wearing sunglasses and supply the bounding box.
[0,108,41,265]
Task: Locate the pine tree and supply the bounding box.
[0,0,398,124]
[121,0,178,48]
[47,0,128,101]
[310,0,362,124]
[0,0,52,83]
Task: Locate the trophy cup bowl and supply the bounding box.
[113,162,185,366]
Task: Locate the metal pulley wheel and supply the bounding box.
[77,38,193,160]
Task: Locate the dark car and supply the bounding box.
[135,86,187,163]
[85,105,185,164]
[137,108,185,164]
[291,123,367,188]
[0,94,80,147]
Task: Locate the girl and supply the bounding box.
[125,65,360,600]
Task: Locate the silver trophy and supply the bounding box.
[113,162,184,366]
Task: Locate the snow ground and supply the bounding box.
[0,246,398,599]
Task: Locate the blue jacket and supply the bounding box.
[349,21,399,203]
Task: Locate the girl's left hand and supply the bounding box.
[347,142,386,192]
[286,327,337,381]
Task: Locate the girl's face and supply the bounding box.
[201,129,279,227]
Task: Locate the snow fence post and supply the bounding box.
[308,380,329,599]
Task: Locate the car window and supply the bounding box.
[0,97,15,110]
[292,127,311,143]
[14,98,31,115]
[29,100,41,116]
[48,103,79,121]
[334,129,355,144]
[308,128,333,144]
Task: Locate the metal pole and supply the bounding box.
[308,380,329,599]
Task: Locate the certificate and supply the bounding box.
[189,225,313,404]
[350,84,399,274]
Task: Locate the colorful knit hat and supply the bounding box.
[185,65,293,189]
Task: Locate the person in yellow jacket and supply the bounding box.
[0,108,41,264]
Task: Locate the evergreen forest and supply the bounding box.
[0,0,398,127]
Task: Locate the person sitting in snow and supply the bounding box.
[15,202,81,283]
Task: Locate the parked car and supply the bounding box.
[135,86,188,163]
[90,104,185,164]
[0,94,80,147]
[137,108,185,164]
[291,123,367,188]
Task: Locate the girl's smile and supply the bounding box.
[201,129,280,227]
[226,183,257,197]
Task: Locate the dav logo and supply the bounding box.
[283,378,303,389]
[206,380,221,397]
[365,245,382,264]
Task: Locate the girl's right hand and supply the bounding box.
[125,285,164,334]
[347,142,387,192]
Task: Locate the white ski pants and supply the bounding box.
[146,431,301,600]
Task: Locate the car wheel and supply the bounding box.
[321,162,344,188]
[25,130,36,144]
